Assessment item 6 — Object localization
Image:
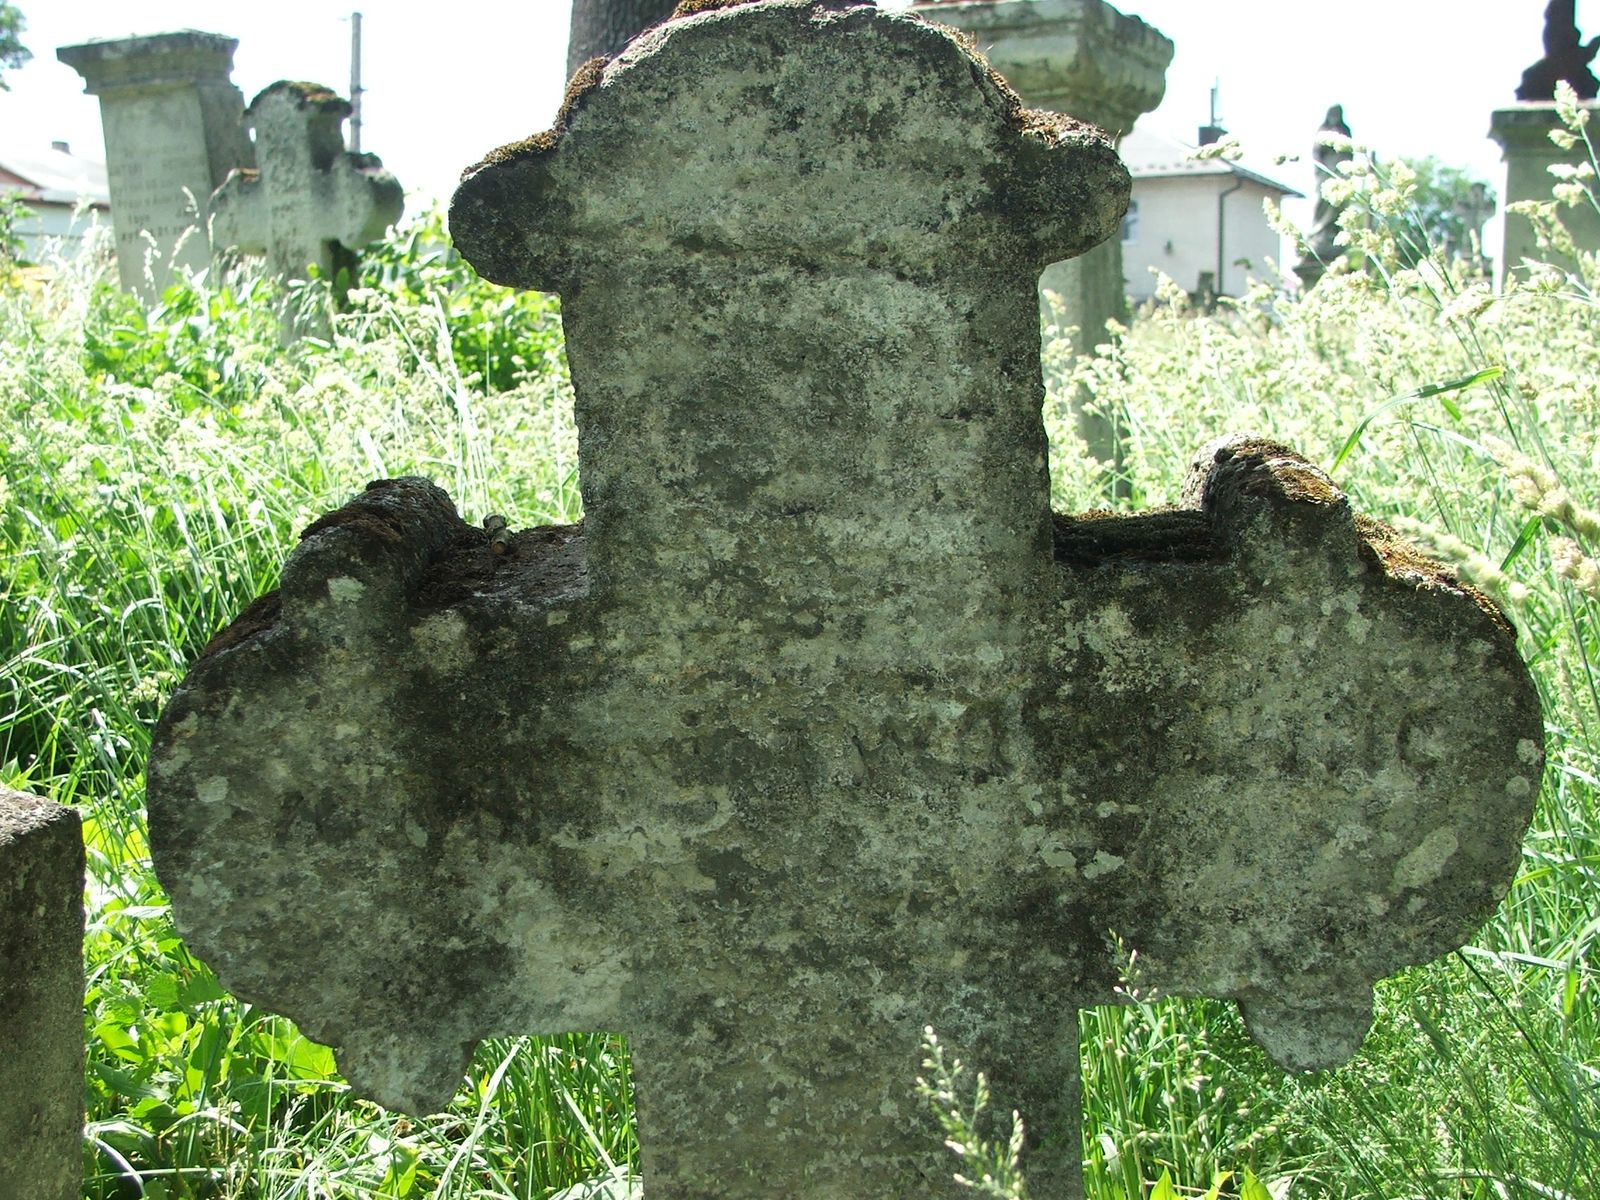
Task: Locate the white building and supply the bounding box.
[0,142,110,263]
[1118,126,1301,304]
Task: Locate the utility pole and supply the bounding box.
[349,11,363,154]
[1199,79,1224,145]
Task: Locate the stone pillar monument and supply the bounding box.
[57,31,256,301]
[1294,104,1353,291]
[0,789,85,1200]
[1490,0,1600,283]
[912,0,1172,481]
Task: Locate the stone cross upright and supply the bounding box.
[148,4,1544,1198]
[1295,103,1354,291]
[210,81,403,283]
[1450,181,1497,275]
[909,0,1174,478]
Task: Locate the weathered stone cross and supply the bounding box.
[148,4,1543,1197]
[210,80,402,282]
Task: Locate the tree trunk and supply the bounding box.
[567,0,680,76]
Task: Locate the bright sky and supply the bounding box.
[0,0,1580,233]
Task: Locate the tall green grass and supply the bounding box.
[2,95,1598,1196]
[4,212,620,1200]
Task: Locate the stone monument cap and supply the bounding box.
[57,30,242,91]
[248,79,353,120]
[452,0,1129,293]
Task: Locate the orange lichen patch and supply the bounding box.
[673,0,759,15]
[1355,515,1516,636]
[282,80,342,105]
[1015,106,1108,143]
[1214,437,1345,506]
[250,80,348,115]
[1265,459,1341,506]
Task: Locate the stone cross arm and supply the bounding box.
[150,444,1541,1193]
[149,4,1543,1197]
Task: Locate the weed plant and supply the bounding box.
[1,89,1597,1197]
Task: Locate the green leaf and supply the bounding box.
[93,1020,143,1064]
[90,1061,163,1102]
[263,1028,340,1081]
[381,1138,421,1196]
[1240,1167,1274,1200]
[183,973,228,1007]
[1200,1171,1234,1200]
[144,972,181,1011]
[1329,366,1502,472]
[1499,514,1545,573]
[1150,1168,1179,1200]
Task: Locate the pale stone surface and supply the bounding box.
[912,0,1173,478]
[1490,100,1600,284]
[148,4,1543,1198]
[914,0,1173,134]
[0,788,85,1200]
[210,81,403,283]
[57,31,255,301]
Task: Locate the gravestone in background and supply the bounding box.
[210,81,403,286]
[57,31,256,301]
[58,33,402,305]
[0,788,85,1200]
[1294,103,1353,291]
[1516,0,1598,101]
[147,3,1544,1198]
[1491,0,1600,283]
[912,0,1173,477]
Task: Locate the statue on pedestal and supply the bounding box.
[1517,0,1599,101]
[1296,103,1352,290]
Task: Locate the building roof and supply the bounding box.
[0,144,110,207]
[1119,126,1303,198]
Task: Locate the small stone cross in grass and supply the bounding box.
[149,3,1543,1197]
[210,80,402,284]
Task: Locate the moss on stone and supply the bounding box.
[466,54,610,173]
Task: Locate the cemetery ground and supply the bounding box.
[3,146,1600,1198]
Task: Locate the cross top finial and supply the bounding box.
[451,1,1127,293]
[449,2,1128,603]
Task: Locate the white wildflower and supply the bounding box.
[1437,282,1495,326]
[1555,80,1591,130]
[1550,537,1600,597]
[1321,176,1359,207]
[1390,516,1530,606]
